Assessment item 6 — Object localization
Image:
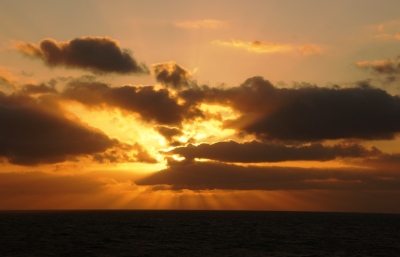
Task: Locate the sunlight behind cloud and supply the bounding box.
[2,0,400,213]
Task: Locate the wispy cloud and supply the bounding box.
[174,19,227,29]
[213,40,293,53]
[213,39,322,55]
[298,44,323,55]
[374,19,400,41]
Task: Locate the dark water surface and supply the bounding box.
[0,210,399,256]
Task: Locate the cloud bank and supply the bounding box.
[164,141,379,163]
[136,161,400,191]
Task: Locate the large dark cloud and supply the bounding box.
[15,37,149,75]
[0,91,121,165]
[136,161,400,191]
[62,80,204,125]
[152,62,192,89]
[164,141,379,163]
[179,76,400,141]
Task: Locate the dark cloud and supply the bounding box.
[152,62,192,89]
[155,126,183,144]
[164,141,379,163]
[0,91,120,165]
[179,76,400,141]
[62,80,204,125]
[15,37,149,75]
[136,161,400,191]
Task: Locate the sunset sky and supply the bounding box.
[1,0,400,213]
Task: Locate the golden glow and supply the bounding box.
[176,103,241,145]
[200,103,238,119]
[62,102,165,157]
[2,1,400,213]
[0,186,332,211]
[174,19,227,29]
[171,155,185,161]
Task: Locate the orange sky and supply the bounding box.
[1,0,400,213]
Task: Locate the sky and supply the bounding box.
[1,0,400,213]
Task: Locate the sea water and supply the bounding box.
[1,210,399,256]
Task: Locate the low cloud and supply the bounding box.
[164,141,379,163]
[136,161,400,191]
[15,37,149,75]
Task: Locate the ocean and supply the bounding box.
[0,210,399,256]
